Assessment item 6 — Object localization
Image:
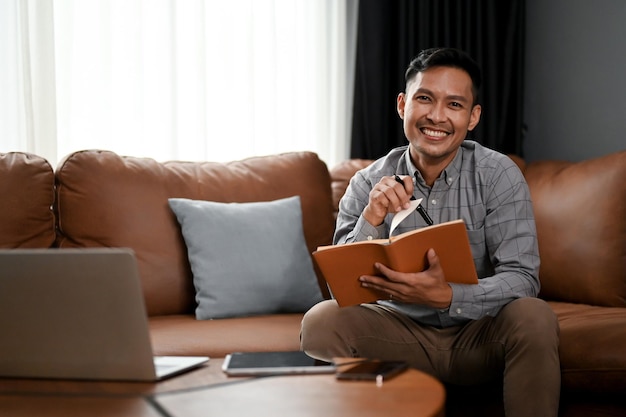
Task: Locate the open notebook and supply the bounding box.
[0,248,208,381]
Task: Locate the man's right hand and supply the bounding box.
[363,175,413,226]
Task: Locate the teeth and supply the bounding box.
[422,128,448,137]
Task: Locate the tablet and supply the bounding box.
[222,351,336,376]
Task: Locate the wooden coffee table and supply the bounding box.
[0,358,445,417]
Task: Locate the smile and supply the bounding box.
[421,127,449,138]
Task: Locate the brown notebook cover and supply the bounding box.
[313,219,478,307]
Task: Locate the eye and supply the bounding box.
[416,95,431,102]
[449,101,463,109]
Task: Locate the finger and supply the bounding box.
[370,182,402,213]
[374,262,402,283]
[427,248,440,269]
[389,178,412,210]
[361,281,400,301]
[370,188,390,207]
[359,273,389,286]
[393,175,413,197]
[359,273,397,293]
[379,183,404,212]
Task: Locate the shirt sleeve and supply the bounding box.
[334,170,387,244]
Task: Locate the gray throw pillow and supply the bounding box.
[168,196,324,319]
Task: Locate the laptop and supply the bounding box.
[0,248,208,382]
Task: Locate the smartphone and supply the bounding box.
[335,360,408,381]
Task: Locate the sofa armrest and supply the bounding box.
[0,152,56,248]
[329,159,374,218]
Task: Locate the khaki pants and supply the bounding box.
[301,297,560,417]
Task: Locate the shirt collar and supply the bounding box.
[401,146,462,187]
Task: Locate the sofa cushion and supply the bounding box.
[169,196,324,319]
[149,314,304,358]
[522,151,626,307]
[54,150,335,316]
[0,152,56,248]
[550,301,626,395]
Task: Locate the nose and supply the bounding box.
[427,102,447,123]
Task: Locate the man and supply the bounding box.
[301,48,560,416]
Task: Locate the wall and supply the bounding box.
[523,0,626,162]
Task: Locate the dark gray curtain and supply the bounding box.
[350,0,526,160]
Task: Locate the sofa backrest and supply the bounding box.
[54,150,336,316]
[0,152,56,248]
[520,150,626,307]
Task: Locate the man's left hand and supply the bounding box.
[358,248,453,309]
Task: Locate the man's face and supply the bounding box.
[397,66,481,166]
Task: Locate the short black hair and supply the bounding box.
[405,47,482,105]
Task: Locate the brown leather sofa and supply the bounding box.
[1,148,624,416]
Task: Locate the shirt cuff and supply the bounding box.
[447,283,482,320]
[352,215,387,242]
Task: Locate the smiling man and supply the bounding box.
[301,48,561,417]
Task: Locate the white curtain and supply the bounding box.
[1,0,358,168]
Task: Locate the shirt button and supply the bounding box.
[367,236,373,241]
[431,199,437,205]
[455,308,462,314]
[447,177,454,185]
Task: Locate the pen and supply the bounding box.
[416,202,434,226]
[394,175,434,226]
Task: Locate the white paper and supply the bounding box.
[390,198,422,236]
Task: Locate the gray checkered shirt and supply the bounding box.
[335,141,540,327]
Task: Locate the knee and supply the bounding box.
[300,300,363,360]
[300,300,341,352]
[301,300,339,335]
[501,298,559,345]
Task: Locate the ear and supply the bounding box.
[397,92,406,119]
[468,104,482,131]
